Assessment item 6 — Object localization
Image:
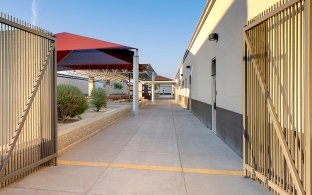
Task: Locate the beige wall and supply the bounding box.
[176,0,280,114]
[247,0,280,20]
[178,0,246,114]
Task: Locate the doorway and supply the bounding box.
[211,58,216,133]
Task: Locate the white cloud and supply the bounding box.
[31,0,38,25]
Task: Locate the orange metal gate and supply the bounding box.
[0,13,57,187]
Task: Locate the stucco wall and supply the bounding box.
[175,0,282,156]
[108,81,129,94]
[179,0,281,114]
[57,76,103,95]
[247,0,280,21]
[185,0,246,114]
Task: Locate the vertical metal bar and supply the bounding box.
[304,0,312,194]
[298,0,304,185]
[13,18,16,181]
[8,16,12,178]
[295,1,301,182]
[53,38,57,165]
[0,14,4,187]
[243,27,248,176]
[286,5,291,191]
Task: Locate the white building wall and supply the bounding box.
[175,0,282,156]
[57,76,105,95]
[109,81,129,95]
[247,0,280,20]
[186,0,246,114]
[180,0,280,114]
[57,77,89,94]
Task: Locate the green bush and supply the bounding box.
[113,82,123,90]
[90,88,107,112]
[57,84,88,122]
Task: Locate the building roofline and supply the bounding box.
[175,0,216,77]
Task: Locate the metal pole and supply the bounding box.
[128,73,130,101]
[132,49,139,115]
[88,77,95,96]
[152,72,155,102]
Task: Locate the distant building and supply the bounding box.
[57,73,103,96]
[57,73,129,96]
[142,75,175,99]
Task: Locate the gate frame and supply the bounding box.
[0,13,57,186]
[243,0,311,194]
[304,1,312,194]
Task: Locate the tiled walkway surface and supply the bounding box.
[0,100,270,195]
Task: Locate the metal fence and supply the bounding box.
[243,0,311,194]
[0,13,57,187]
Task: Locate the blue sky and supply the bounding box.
[1,0,206,78]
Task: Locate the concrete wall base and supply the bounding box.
[191,99,212,129]
[190,98,243,157]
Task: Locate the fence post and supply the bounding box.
[305,1,312,194]
[242,30,248,177]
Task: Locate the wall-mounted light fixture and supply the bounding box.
[186,65,191,69]
[208,33,218,42]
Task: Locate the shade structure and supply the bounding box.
[66,64,156,81]
[55,32,135,71]
[56,32,131,51]
[58,49,132,71]
[55,32,144,116]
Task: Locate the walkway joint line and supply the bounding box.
[58,160,243,176]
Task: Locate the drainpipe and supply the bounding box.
[132,49,139,116]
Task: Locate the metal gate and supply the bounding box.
[243,0,312,194]
[0,13,57,187]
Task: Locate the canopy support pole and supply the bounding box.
[128,73,131,101]
[88,77,95,96]
[152,72,155,102]
[132,49,139,116]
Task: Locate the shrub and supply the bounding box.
[57,84,88,122]
[113,82,123,90]
[90,88,107,112]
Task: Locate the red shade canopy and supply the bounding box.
[58,49,133,71]
[55,32,135,71]
[55,32,133,51]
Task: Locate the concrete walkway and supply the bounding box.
[0,100,270,195]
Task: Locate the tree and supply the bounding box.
[90,88,107,112]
